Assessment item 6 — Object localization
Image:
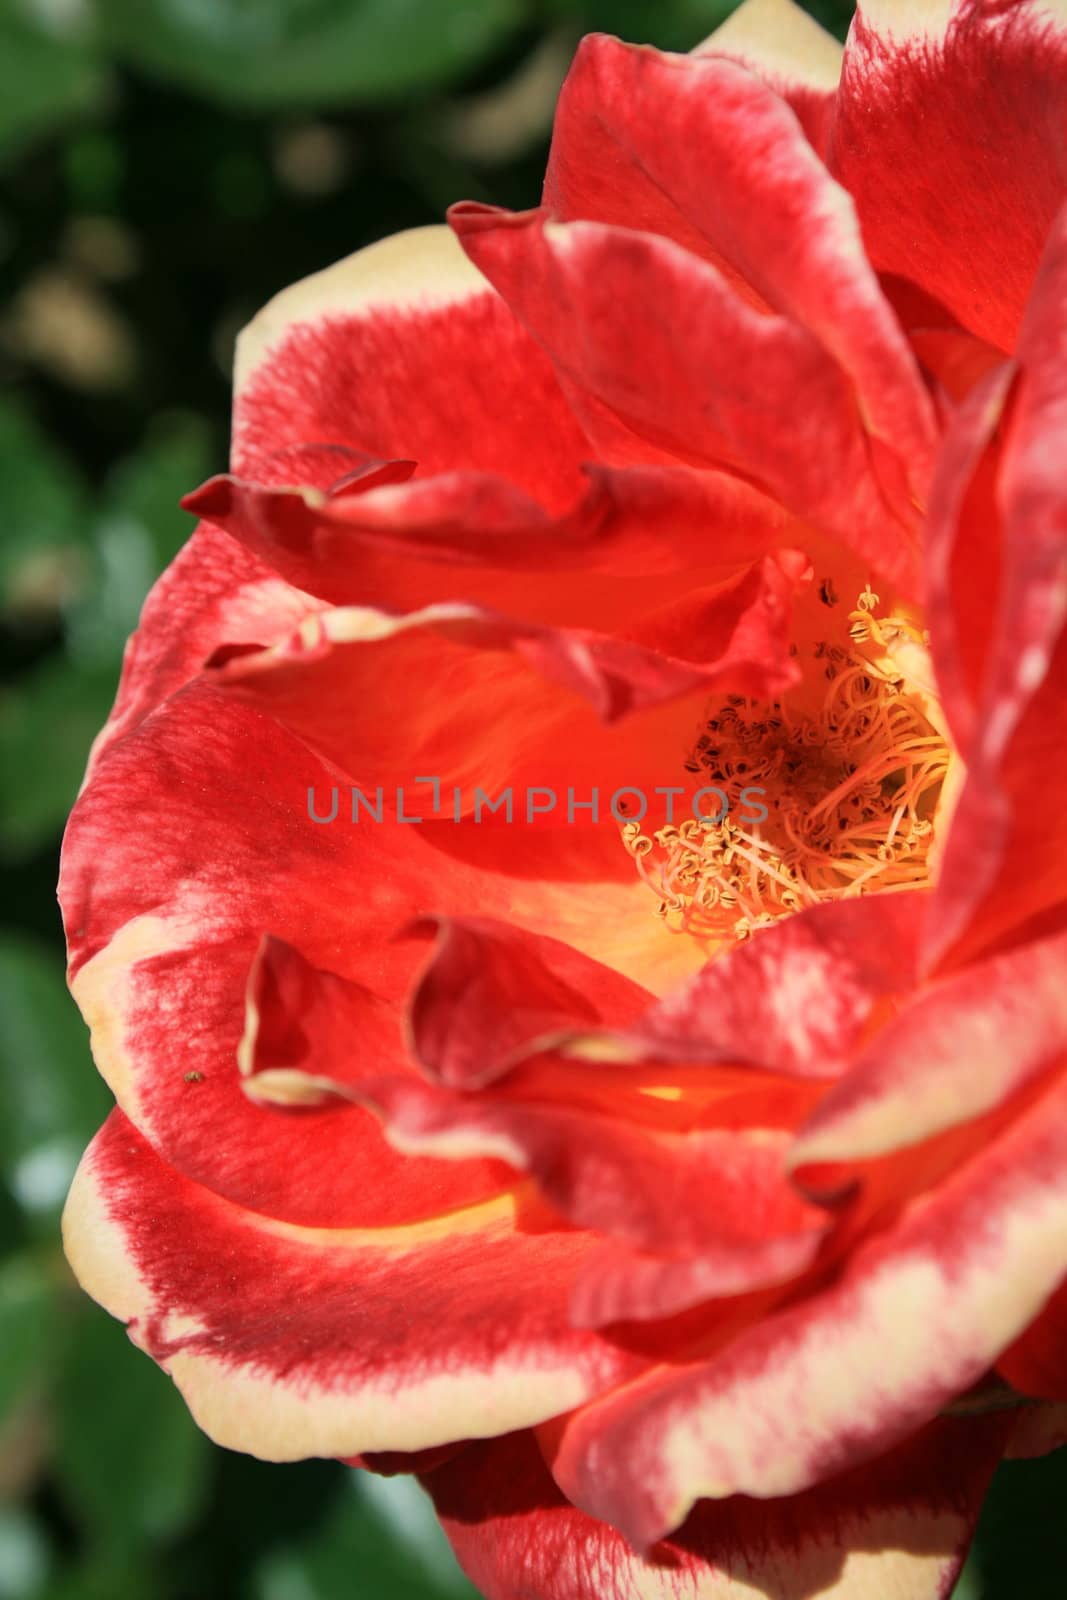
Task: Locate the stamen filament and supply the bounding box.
[624,589,952,943]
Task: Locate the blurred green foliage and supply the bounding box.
[0,0,1063,1595]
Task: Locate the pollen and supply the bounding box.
[624,588,952,942]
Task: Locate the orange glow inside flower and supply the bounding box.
[624,588,953,940]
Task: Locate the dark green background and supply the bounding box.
[0,1,1062,1594]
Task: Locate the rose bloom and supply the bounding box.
[61,0,1067,1595]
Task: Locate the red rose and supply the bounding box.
[62,1,1067,1595]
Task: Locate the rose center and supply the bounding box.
[623,588,952,942]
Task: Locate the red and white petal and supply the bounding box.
[184,460,795,618]
[790,926,1067,1167]
[548,1070,1067,1547]
[233,223,590,513]
[569,1225,827,1328]
[60,680,703,1229]
[425,1421,1006,1599]
[249,918,646,1097]
[352,1071,825,1269]
[86,520,316,775]
[922,361,1014,754]
[63,680,497,1230]
[62,1113,643,1461]
[451,206,922,593]
[698,0,842,155]
[1006,1402,1067,1458]
[998,1276,1067,1401]
[830,0,1067,352]
[543,37,934,498]
[405,916,649,1089]
[238,915,826,1317]
[627,892,923,1077]
[208,560,802,809]
[239,936,407,1123]
[925,208,1067,969]
[348,1442,467,1477]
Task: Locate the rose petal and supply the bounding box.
[625,892,923,1077]
[424,1420,1006,1598]
[62,1112,643,1460]
[87,520,316,774]
[922,361,1015,753]
[831,0,1067,351]
[549,1069,1067,1546]
[543,35,934,498]
[790,926,1067,1167]
[233,223,589,513]
[998,1276,1067,1401]
[183,461,794,615]
[60,681,700,1227]
[925,206,1067,968]
[239,914,828,1321]
[207,561,802,816]
[569,1225,827,1327]
[451,204,922,593]
[354,1072,824,1269]
[406,916,649,1089]
[1006,1402,1067,1459]
[697,0,842,155]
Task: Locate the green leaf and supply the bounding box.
[0,934,108,1223]
[55,1308,210,1553]
[543,0,738,51]
[0,1253,60,1433]
[253,1471,479,1600]
[802,0,856,41]
[96,0,525,108]
[0,411,209,849]
[544,0,854,48]
[65,411,211,665]
[0,2,105,163]
[100,412,213,573]
[967,1448,1067,1600]
[950,1559,982,1600]
[0,654,118,860]
[0,401,90,624]
[38,1553,159,1600]
[0,1504,53,1599]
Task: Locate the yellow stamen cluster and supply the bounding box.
[624,589,950,941]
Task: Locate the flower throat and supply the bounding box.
[623,588,950,942]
